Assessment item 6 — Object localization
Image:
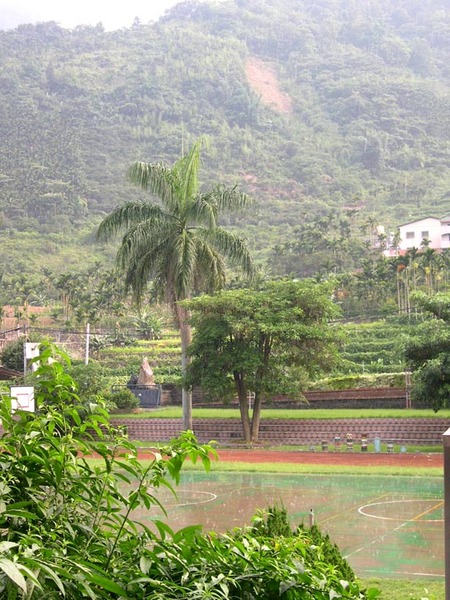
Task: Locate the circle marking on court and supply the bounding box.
[358,499,443,522]
[164,490,217,508]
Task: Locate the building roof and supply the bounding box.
[398,214,450,228]
[398,216,441,228]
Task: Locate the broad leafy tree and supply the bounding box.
[97,138,254,430]
[405,291,450,410]
[185,279,340,443]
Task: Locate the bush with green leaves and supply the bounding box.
[0,344,378,598]
[299,524,356,584]
[0,343,215,598]
[66,359,110,398]
[129,310,166,340]
[251,504,356,584]
[104,387,140,410]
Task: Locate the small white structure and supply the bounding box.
[24,343,40,373]
[10,387,35,412]
[385,213,450,256]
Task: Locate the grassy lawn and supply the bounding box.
[361,578,443,600]
[132,456,442,477]
[113,407,450,419]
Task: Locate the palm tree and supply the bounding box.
[419,247,437,294]
[97,138,254,430]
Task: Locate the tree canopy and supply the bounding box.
[185,279,340,442]
[405,291,450,410]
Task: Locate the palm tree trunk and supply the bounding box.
[177,304,193,431]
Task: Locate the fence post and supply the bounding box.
[85,323,90,365]
[443,427,450,600]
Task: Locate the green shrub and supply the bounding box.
[251,504,357,585]
[298,523,356,583]
[66,359,110,400]
[251,503,293,537]
[0,343,216,598]
[129,310,166,340]
[105,387,140,410]
[310,373,406,390]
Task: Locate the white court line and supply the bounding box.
[344,519,410,559]
[164,490,217,508]
[358,499,444,522]
[345,498,443,559]
[319,493,390,525]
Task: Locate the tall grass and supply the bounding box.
[361,578,443,600]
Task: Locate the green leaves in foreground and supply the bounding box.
[0,343,375,598]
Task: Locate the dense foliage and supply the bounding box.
[251,504,356,584]
[0,344,376,598]
[0,334,43,373]
[0,0,449,280]
[405,292,450,410]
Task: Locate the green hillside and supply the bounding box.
[0,0,449,278]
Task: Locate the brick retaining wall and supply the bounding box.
[168,387,409,410]
[111,417,450,447]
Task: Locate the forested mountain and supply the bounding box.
[0,0,449,277]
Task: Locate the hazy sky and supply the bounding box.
[0,0,186,31]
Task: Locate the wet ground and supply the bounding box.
[130,452,444,580]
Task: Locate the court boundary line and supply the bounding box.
[363,568,444,578]
[346,497,444,561]
[358,498,444,522]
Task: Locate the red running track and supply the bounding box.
[214,449,443,467]
[135,449,443,468]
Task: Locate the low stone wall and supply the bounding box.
[164,387,409,410]
[111,417,450,447]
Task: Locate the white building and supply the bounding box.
[385,213,450,255]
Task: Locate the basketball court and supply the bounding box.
[135,471,444,580]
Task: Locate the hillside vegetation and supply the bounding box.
[0,0,449,278]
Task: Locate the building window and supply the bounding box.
[406,232,415,239]
[421,231,429,239]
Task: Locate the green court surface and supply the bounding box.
[137,472,444,580]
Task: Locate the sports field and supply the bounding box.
[137,471,443,580]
